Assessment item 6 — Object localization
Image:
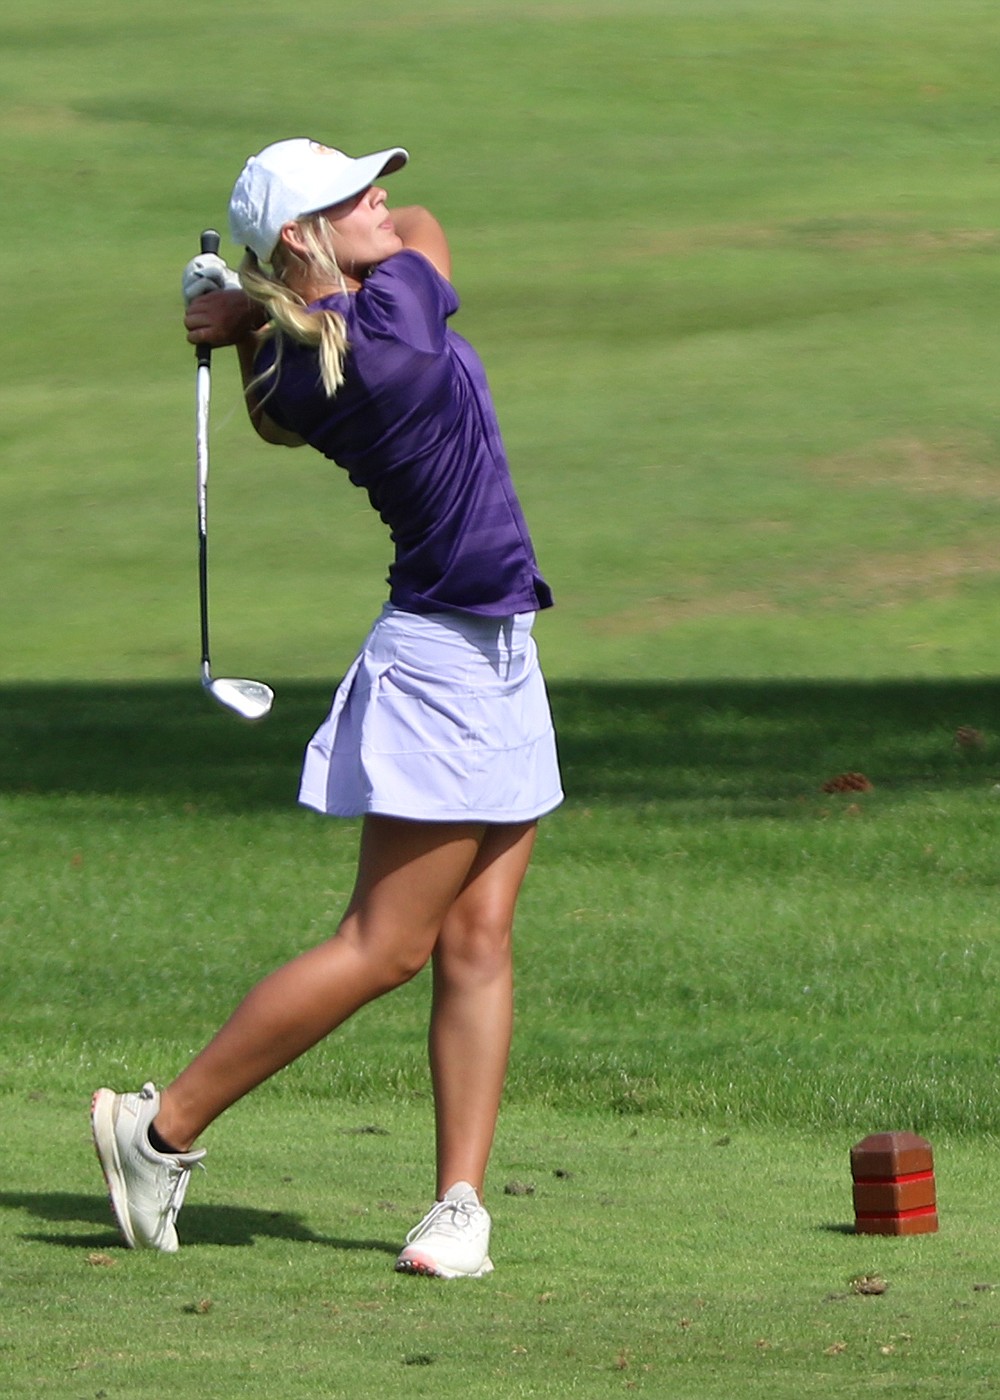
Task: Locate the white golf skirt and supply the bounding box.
[299,605,564,822]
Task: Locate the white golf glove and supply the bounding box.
[182,253,242,305]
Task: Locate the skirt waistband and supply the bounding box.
[368,605,538,675]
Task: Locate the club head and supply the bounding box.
[204,676,274,722]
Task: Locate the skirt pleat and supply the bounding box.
[298,606,564,822]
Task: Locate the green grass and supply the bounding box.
[5,1100,1000,1397]
[4,0,1000,1394]
[3,0,1000,682]
[4,679,1000,1396]
[4,676,999,1136]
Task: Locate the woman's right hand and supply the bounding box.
[184,288,259,349]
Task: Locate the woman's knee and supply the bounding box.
[435,909,514,985]
[335,918,436,992]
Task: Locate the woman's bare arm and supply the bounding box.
[390,206,452,281]
[185,290,305,447]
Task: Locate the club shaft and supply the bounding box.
[191,228,273,719]
[195,228,218,678]
[199,530,211,678]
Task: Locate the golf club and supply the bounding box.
[195,228,274,722]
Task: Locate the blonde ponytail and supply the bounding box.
[240,214,352,398]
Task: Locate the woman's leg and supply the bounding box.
[428,821,537,1198]
[155,816,487,1151]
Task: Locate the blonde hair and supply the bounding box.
[240,214,351,398]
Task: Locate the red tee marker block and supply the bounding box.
[851,1132,938,1236]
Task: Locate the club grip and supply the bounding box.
[196,229,221,366]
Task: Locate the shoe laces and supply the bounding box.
[405,1193,481,1245]
[156,1154,205,1225]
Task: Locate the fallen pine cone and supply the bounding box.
[821,772,873,794]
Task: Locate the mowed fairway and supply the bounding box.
[2,2,1000,1396]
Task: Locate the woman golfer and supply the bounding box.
[91,139,562,1279]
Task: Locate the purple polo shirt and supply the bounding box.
[257,250,552,617]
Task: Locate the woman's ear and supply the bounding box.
[277,220,310,260]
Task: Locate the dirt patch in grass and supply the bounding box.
[621,223,1000,260]
[589,538,1000,636]
[589,589,778,635]
[808,435,1000,502]
[818,540,1000,599]
[5,103,93,134]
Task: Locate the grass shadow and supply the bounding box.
[0,677,997,813]
[0,1190,398,1254]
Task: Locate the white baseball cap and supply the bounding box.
[229,139,409,261]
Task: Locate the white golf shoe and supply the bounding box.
[91,1082,205,1252]
[395,1181,494,1279]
